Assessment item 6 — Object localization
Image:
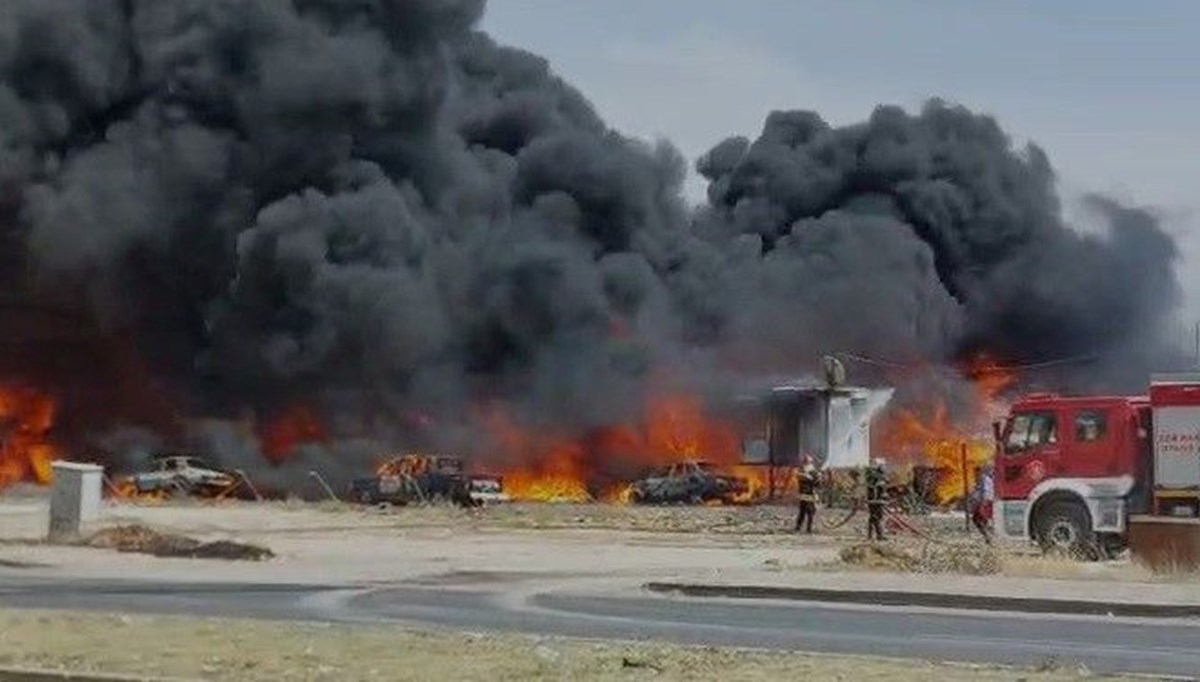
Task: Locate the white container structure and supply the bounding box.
[48,460,103,542]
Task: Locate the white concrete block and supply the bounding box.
[48,460,104,542]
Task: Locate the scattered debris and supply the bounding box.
[84,525,274,561]
[621,656,663,672]
[1033,655,1062,672]
[839,542,999,575]
[0,557,49,569]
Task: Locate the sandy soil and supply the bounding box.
[0,497,1191,680]
[1,497,1195,604]
[0,609,1120,681]
[0,493,971,539]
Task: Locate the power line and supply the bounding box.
[834,351,1102,373]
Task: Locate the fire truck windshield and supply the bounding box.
[1003,412,1057,454]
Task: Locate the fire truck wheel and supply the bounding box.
[1098,534,1127,560]
[1034,500,1096,559]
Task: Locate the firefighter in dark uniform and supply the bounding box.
[865,457,887,541]
[794,462,820,533]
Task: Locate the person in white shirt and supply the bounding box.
[969,464,995,544]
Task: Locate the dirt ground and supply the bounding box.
[0,496,1194,679]
[0,487,969,538]
[0,497,1187,590]
[0,609,1122,681]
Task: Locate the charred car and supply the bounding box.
[627,461,749,505]
[466,475,510,504]
[130,454,236,496]
[351,454,507,506]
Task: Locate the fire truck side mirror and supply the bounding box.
[991,420,1002,443]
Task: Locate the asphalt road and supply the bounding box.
[1,574,1198,678]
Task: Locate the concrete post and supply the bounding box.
[48,461,103,543]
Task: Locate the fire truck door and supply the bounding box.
[1064,407,1117,477]
[999,411,1060,499]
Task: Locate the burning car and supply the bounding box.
[466,475,510,505]
[627,460,749,505]
[350,454,507,506]
[129,454,236,497]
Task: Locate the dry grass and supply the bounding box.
[97,495,977,542]
[838,542,1001,575]
[254,499,810,534]
[270,499,897,537]
[996,553,1144,581]
[0,609,1128,681]
[833,539,1200,583]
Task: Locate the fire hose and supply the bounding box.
[811,501,926,537]
[818,502,860,531]
[809,499,968,547]
[882,505,954,546]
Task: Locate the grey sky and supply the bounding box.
[482,1,1200,323]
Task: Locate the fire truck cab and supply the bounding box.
[993,393,1151,557]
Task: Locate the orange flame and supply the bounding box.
[488,394,759,503]
[107,477,169,505]
[483,408,595,502]
[258,406,328,464]
[876,353,1014,504]
[0,386,59,489]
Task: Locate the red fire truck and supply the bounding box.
[993,373,1200,557]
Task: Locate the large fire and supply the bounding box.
[876,354,1016,504]
[0,351,1019,510]
[486,395,761,503]
[0,386,59,489]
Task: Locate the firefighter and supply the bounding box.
[794,462,820,533]
[865,457,887,541]
[969,464,995,544]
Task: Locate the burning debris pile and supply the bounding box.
[874,354,1017,506]
[0,0,1187,496]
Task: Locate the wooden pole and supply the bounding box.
[961,442,970,530]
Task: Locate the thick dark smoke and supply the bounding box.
[0,1,1186,483]
[694,103,1185,387]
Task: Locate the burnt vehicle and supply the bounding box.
[466,475,510,504]
[130,454,236,497]
[350,454,507,506]
[627,461,750,505]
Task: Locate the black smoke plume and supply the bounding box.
[694,103,1184,388]
[0,1,1185,482]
